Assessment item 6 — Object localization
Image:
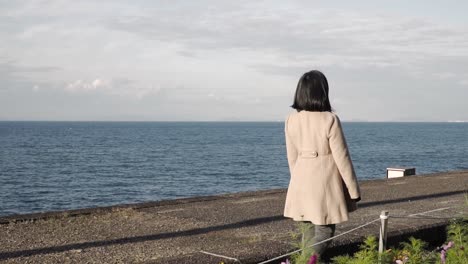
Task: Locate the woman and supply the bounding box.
[284,70,361,257]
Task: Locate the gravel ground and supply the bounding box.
[0,171,467,263]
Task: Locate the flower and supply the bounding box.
[440,250,446,264]
[443,241,454,250]
[280,259,291,264]
[440,241,455,264]
[307,254,318,264]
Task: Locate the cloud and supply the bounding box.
[6,2,468,82]
[434,72,458,80]
[17,24,53,39]
[106,2,468,72]
[63,78,164,99]
[460,79,468,87]
[0,60,59,92]
[1,1,468,121]
[65,79,109,92]
[0,60,59,74]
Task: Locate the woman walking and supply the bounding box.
[284,70,361,258]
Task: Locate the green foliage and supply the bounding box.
[440,193,468,263]
[353,235,379,263]
[330,236,436,264]
[443,220,468,264]
[331,236,392,264]
[447,220,468,246]
[291,217,468,264]
[399,237,430,263]
[290,222,316,264]
[330,255,353,264]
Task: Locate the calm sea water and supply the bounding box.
[0,121,467,217]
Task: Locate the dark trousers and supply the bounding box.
[313,224,336,255]
[301,222,336,256]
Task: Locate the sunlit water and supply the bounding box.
[0,121,467,217]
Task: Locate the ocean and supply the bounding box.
[0,121,467,217]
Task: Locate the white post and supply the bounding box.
[379,211,389,255]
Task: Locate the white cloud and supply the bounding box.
[63,78,163,99]
[65,79,109,92]
[1,1,468,121]
[459,80,468,87]
[434,72,457,80]
[107,2,468,72]
[17,24,53,39]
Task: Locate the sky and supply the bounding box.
[1,0,468,122]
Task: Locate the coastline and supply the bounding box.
[0,170,467,263]
[1,170,466,224]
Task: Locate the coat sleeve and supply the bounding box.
[328,114,361,199]
[285,116,298,176]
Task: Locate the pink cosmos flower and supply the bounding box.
[307,254,318,264]
[440,241,454,264]
[444,241,454,250]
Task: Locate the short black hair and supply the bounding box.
[291,70,332,112]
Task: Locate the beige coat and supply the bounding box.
[284,111,361,225]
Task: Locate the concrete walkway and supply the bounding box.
[0,171,467,263]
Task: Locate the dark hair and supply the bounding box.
[291,70,332,112]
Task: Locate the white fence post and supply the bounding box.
[379,210,389,257]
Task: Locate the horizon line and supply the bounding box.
[0,120,466,123]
